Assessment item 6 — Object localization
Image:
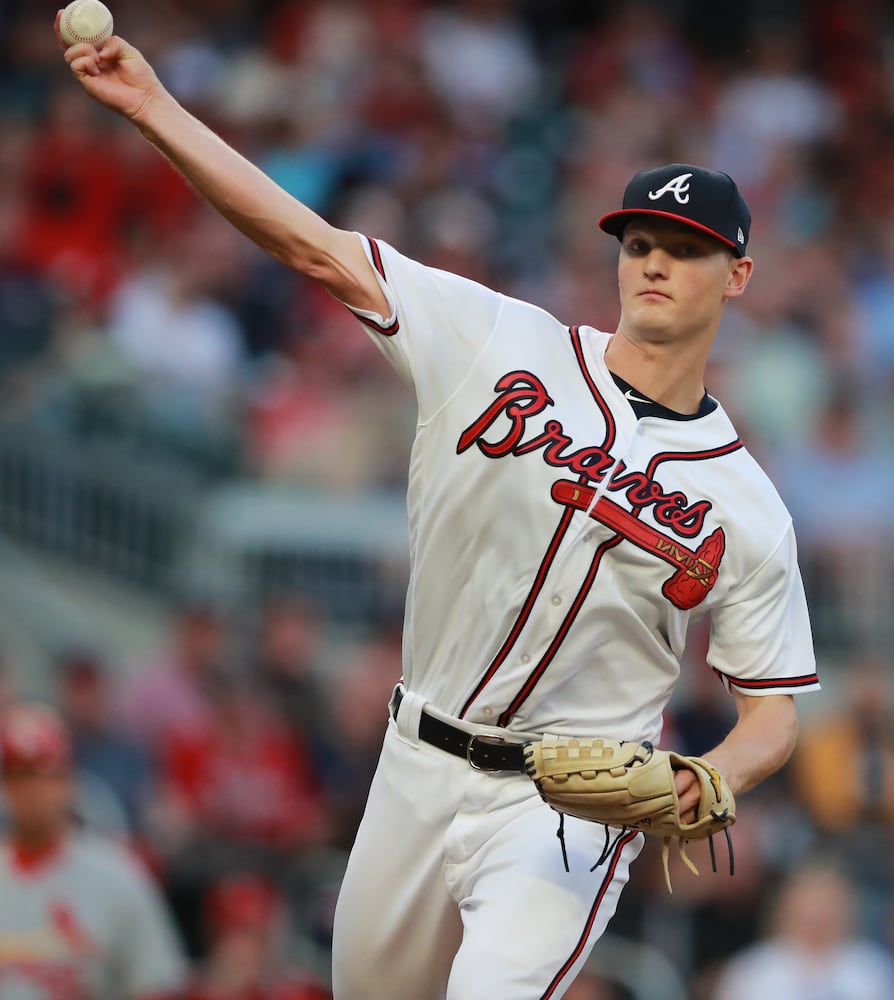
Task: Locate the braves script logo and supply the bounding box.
[456,371,726,609]
[648,172,693,205]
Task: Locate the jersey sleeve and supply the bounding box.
[345,234,505,422]
[109,852,188,997]
[707,524,820,696]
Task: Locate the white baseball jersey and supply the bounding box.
[332,235,820,1000]
[0,832,187,999]
[348,235,819,742]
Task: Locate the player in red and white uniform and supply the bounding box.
[58,20,820,1000]
[0,702,188,999]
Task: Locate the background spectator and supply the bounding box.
[118,596,228,762]
[56,647,154,836]
[709,861,894,1000]
[149,672,328,955]
[182,872,331,1000]
[0,701,187,998]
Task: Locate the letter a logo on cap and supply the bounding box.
[648,172,693,205]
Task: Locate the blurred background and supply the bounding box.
[1,0,894,997]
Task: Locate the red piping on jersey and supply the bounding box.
[496,534,623,727]
[569,326,616,451]
[645,439,743,480]
[713,668,820,690]
[357,315,400,337]
[459,503,578,719]
[539,828,640,999]
[367,236,386,277]
[352,236,400,337]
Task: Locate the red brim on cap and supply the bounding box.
[597,208,740,254]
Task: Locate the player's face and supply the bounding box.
[0,770,74,843]
[616,219,750,344]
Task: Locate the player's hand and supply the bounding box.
[55,9,164,123]
[673,767,701,825]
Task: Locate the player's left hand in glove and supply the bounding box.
[523,735,735,891]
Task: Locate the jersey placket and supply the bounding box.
[493,419,649,728]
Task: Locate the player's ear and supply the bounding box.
[724,256,753,300]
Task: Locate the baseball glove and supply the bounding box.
[523,735,735,892]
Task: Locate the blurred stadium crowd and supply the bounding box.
[2,0,894,997]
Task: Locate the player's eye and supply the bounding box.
[675,242,704,258]
[624,238,650,254]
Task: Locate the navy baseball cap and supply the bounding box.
[599,164,751,257]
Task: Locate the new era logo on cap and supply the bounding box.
[599,163,751,257]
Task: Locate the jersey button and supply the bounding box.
[482,707,494,719]
[521,653,531,665]
[551,594,562,606]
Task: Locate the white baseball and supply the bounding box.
[60,0,114,48]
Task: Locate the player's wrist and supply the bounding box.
[697,752,742,796]
[131,85,180,135]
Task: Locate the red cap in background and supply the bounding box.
[204,874,281,936]
[0,703,72,777]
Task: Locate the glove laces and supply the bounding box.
[660,820,734,893]
[553,813,632,876]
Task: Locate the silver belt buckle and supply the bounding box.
[466,733,506,771]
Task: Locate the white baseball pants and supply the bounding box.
[331,689,642,1000]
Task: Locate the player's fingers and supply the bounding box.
[67,51,101,78]
[63,40,99,64]
[673,768,697,794]
[97,35,125,59]
[54,10,68,50]
[674,769,700,816]
[97,37,116,60]
[96,36,138,70]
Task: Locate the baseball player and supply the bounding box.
[57,16,820,1000]
[0,701,188,999]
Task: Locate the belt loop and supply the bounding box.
[388,683,402,722]
[391,684,424,748]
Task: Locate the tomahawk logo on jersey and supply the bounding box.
[347,234,819,744]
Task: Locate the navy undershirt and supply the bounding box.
[610,372,717,421]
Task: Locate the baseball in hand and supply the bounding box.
[60,0,114,48]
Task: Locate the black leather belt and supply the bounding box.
[392,687,528,773]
